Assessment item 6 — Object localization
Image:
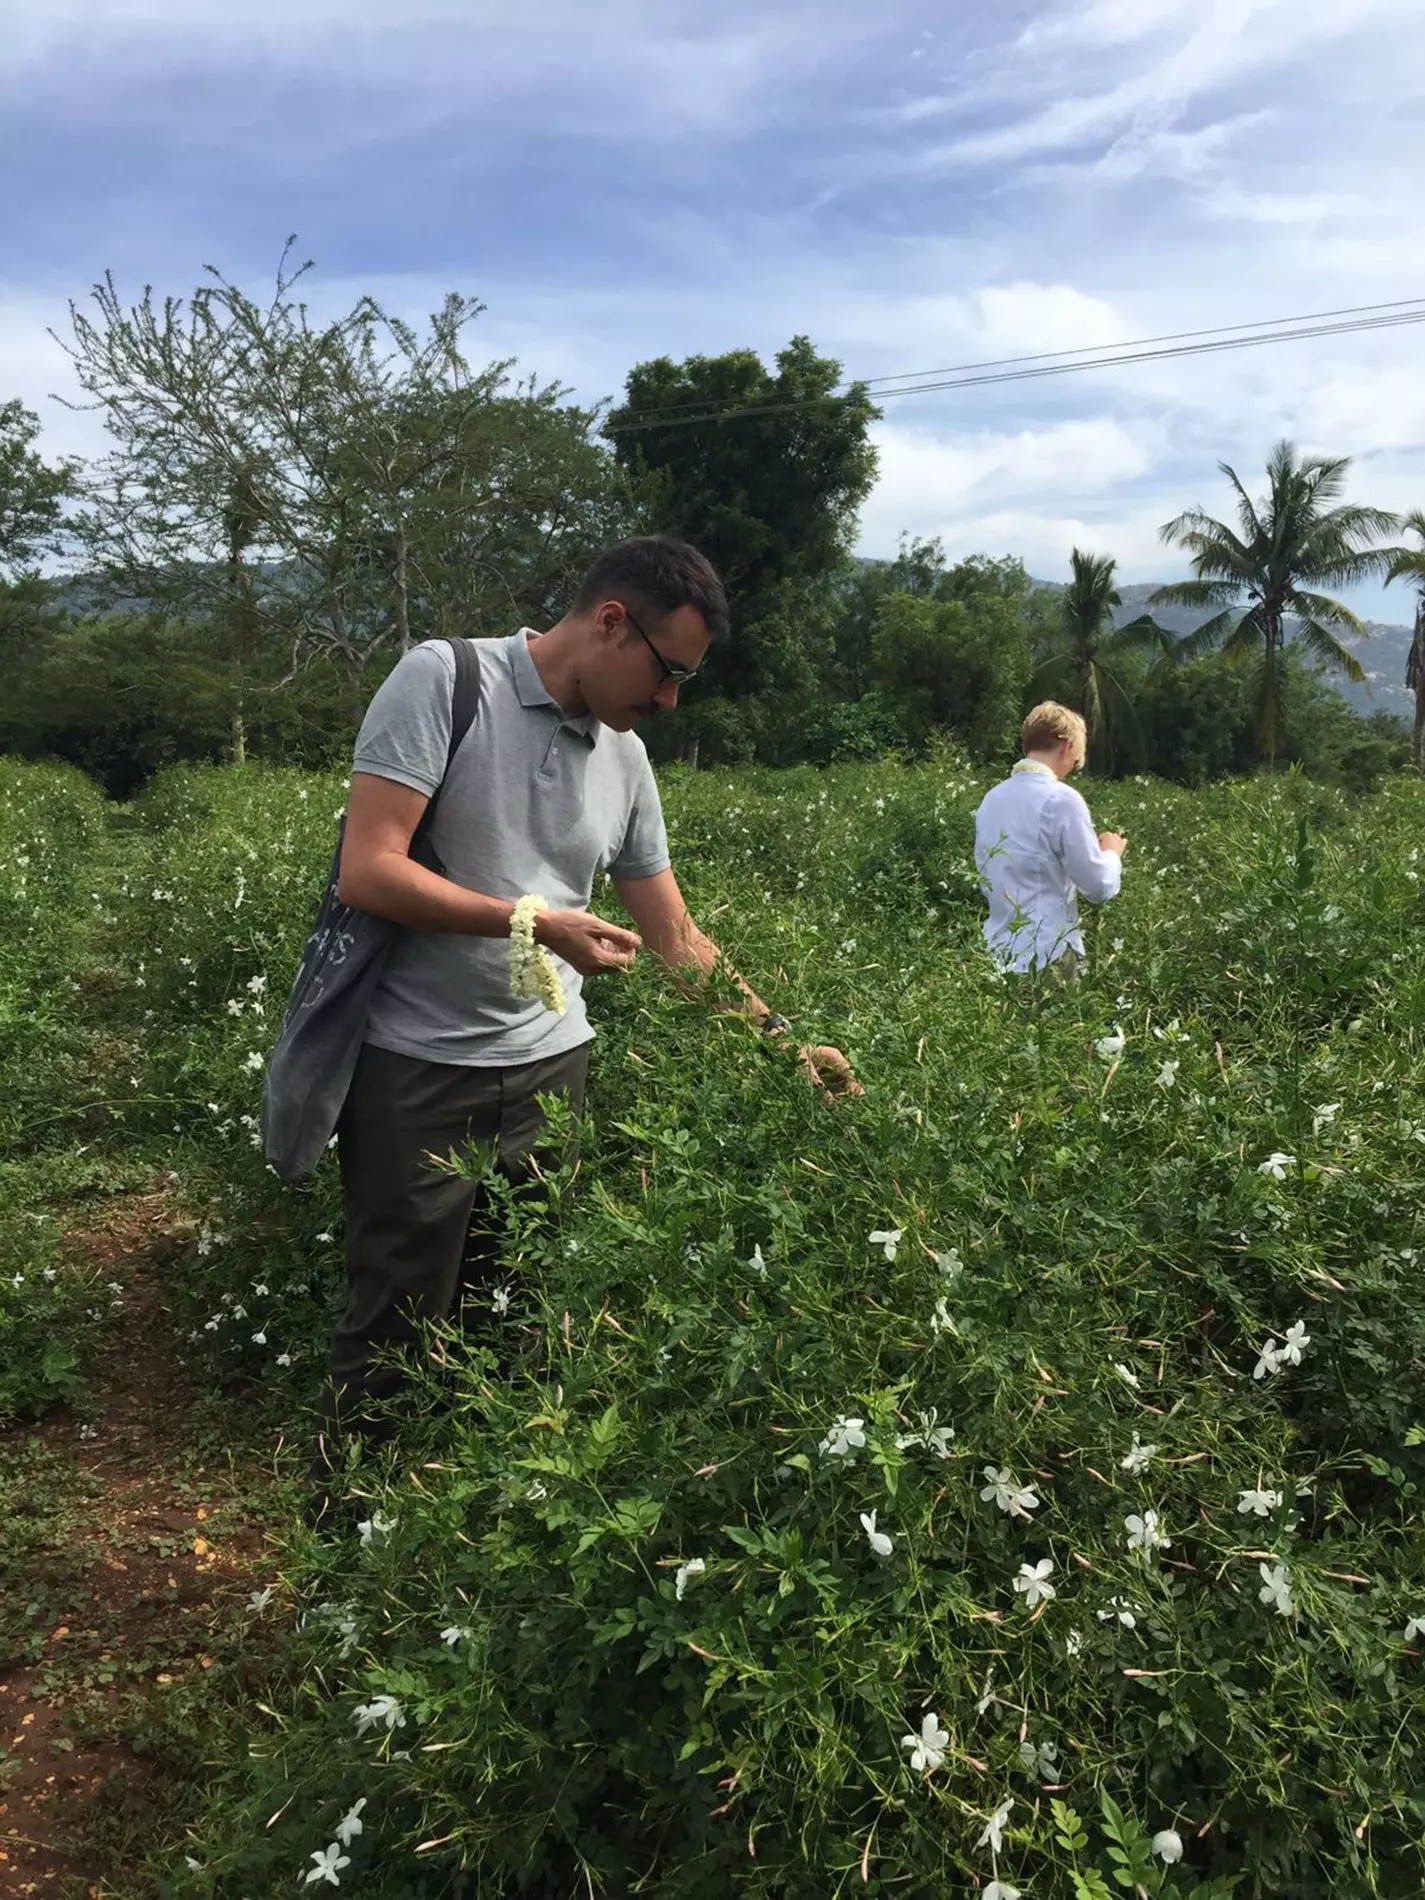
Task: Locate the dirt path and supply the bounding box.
[0,1194,290,1899]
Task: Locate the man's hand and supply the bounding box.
[536,908,641,976]
[797,1042,864,1099]
[1098,830,1128,858]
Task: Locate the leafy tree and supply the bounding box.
[0,400,78,580]
[1151,441,1398,764]
[605,337,879,700]
[57,244,638,755]
[1383,509,1425,771]
[873,586,1030,759]
[1027,548,1173,770]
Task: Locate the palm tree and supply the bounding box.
[1383,510,1425,772]
[1151,441,1398,765]
[1029,549,1173,771]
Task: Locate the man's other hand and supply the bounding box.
[798,1042,864,1099]
[537,909,642,975]
[1098,831,1128,857]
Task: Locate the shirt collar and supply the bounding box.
[509,629,599,741]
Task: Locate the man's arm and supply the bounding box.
[614,867,861,1095]
[1054,791,1125,904]
[339,773,641,976]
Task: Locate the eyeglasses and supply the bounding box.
[621,605,700,687]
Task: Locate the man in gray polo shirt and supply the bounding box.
[317,535,857,1484]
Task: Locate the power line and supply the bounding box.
[604,297,1425,437]
[858,293,1425,391]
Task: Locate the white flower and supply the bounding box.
[439,1625,471,1647]
[1120,1434,1159,1475]
[930,1297,957,1336]
[1013,1558,1055,1608]
[749,1244,768,1280]
[240,1050,265,1074]
[860,1510,894,1558]
[1154,1060,1178,1089]
[490,1285,511,1316]
[1312,1102,1341,1135]
[1096,1596,1138,1628]
[1237,1487,1283,1518]
[1257,1151,1295,1180]
[984,1883,1021,1900]
[1279,1319,1310,1366]
[334,1799,366,1846]
[674,1558,706,1601]
[225,997,244,1016]
[1404,1615,1425,1644]
[980,1466,1039,1519]
[868,1227,902,1261]
[1152,1828,1184,1864]
[1125,1510,1170,1557]
[819,1416,866,1459]
[357,1512,397,1548]
[251,1330,267,1345]
[353,1694,405,1735]
[1113,1361,1141,1389]
[1253,1338,1282,1380]
[247,1585,274,1612]
[1094,1028,1126,1059]
[976,1669,997,1714]
[977,1796,1014,1854]
[1064,1627,1083,1657]
[1258,1562,1294,1616]
[1019,1737,1059,1781]
[316,1230,335,1243]
[305,1842,350,1886]
[933,1247,963,1280]
[276,1353,293,1367]
[900,1710,950,1773]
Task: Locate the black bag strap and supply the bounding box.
[409,637,482,856]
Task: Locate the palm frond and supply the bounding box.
[1027,653,1075,701]
[1148,578,1241,610]
[1286,589,1364,638]
[1173,608,1237,661]
[1292,616,1365,683]
[1095,661,1150,771]
[1220,608,1265,667]
[1110,613,1177,664]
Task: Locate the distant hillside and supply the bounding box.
[1035,578,1416,721]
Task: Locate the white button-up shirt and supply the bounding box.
[973,760,1121,970]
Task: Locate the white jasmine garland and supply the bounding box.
[508,894,566,1016]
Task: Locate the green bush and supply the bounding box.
[96,759,1425,1898]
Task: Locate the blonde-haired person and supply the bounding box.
[972,702,1127,980]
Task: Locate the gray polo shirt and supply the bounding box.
[354,630,671,1067]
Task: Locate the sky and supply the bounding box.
[4,0,1425,621]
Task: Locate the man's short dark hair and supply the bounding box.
[572,536,730,645]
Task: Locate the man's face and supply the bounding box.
[585,599,712,731]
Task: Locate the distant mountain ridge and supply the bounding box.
[1033,577,1415,720]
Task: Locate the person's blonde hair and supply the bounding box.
[1021,701,1087,766]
